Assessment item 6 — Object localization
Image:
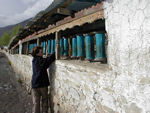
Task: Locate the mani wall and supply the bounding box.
[5,0,150,113]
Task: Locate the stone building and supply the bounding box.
[6,0,150,113]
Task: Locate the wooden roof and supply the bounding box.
[9,0,103,49]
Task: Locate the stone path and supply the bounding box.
[0,52,32,113]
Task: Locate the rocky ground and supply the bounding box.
[0,52,32,113]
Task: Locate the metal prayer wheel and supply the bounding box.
[51,39,55,54]
[95,33,106,61]
[77,35,84,58]
[85,34,94,60]
[64,37,69,56]
[48,40,51,54]
[72,37,77,58]
[60,38,64,56]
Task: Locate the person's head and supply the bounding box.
[31,46,43,57]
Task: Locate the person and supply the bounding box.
[31,46,55,113]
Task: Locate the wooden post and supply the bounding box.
[19,40,22,55]
[37,38,40,46]
[46,40,48,56]
[68,37,72,58]
[26,42,29,55]
[55,32,60,60]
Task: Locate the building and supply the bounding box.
[6,0,150,113]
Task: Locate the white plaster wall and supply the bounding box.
[49,0,150,113]
[5,52,33,91]
[49,60,115,113]
[4,0,150,112]
[104,0,150,74]
[103,0,150,112]
[49,59,149,113]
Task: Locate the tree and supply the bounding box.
[10,24,22,38]
[0,32,11,46]
[0,25,22,46]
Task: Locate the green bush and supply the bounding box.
[8,61,11,66]
[0,32,11,46]
[0,24,22,46]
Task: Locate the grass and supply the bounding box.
[8,61,11,66]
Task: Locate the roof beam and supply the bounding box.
[57,8,71,15]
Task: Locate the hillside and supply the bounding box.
[0,18,31,40]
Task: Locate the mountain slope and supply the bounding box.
[0,18,31,39]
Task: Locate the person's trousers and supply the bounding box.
[32,87,48,113]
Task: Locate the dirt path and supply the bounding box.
[0,52,32,113]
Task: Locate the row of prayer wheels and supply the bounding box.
[28,33,106,61]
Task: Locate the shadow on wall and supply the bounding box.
[106,0,113,3]
[48,62,56,113]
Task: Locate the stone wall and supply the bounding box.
[5,52,33,92]
[49,0,150,113]
[105,0,150,112]
[49,59,149,113]
[4,0,150,113]
[49,60,114,113]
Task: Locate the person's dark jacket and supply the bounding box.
[31,54,55,88]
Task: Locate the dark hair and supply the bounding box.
[31,46,42,57]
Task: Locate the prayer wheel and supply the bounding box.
[77,35,84,57]
[64,37,69,56]
[72,37,77,57]
[95,33,106,61]
[60,38,64,56]
[48,40,51,54]
[85,34,94,60]
[51,39,55,54]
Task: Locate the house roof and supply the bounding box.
[9,0,102,49]
[24,0,99,33]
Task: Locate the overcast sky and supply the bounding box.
[0,0,54,27]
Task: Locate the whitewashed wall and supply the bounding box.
[50,0,150,113]
[5,0,150,113]
[105,0,150,112]
[49,60,115,113]
[6,52,33,92]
